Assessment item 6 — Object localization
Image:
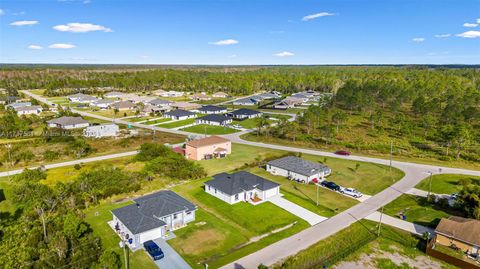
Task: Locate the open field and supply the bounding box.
[181,124,239,135]
[383,194,463,228]
[416,174,480,194]
[157,118,196,128]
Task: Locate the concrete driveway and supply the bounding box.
[268,196,327,225]
[152,238,191,269]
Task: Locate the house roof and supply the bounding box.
[229,108,261,116]
[197,114,230,123]
[186,135,230,148]
[192,93,210,98]
[112,101,135,109]
[198,105,227,113]
[104,91,124,97]
[234,98,258,104]
[111,190,196,234]
[435,216,480,246]
[205,171,280,196]
[213,91,228,97]
[47,116,88,126]
[149,99,172,106]
[267,156,331,177]
[93,99,114,105]
[14,105,42,112]
[172,102,201,110]
[165,109,195,117]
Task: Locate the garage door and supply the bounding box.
[139,227,164,244]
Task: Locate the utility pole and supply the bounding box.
[427,171,433,201]
[389,141,393,170]
[122,236,129,269]
[5,144,12,181]
[377,206,384,237]
[316,183,319,206]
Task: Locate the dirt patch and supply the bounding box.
[176,228,226,255]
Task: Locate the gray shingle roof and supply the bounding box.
[149,99,172,106]
[165,109,195,117]
[228,108,261,116]
[198,105,226,113]
[197,114,230,124]
[47,116,88,126]
[111,190,196,234]
[267,156,330,177]
[205,171,279,196]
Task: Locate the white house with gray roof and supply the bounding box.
[14,105,43,115]
[267,156,331,183]
[47,116,89,129]
[204,171,280,205]
[110,190,196,249]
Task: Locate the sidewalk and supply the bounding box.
[365,211,434,236]
[268,196,328,225]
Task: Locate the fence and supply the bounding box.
[426,239,480,269]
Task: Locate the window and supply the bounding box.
[208,185,211,191]
[186,212,192,215]
[235,194,239,200]
[214,188,217,194]
[173,214,178,219]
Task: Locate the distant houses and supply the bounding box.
[267,156,331,183]
[153,90,184,97]
[104,91,125,99]
[233,97,260,106]
[196,114,232,126]
[6,102,31,109]
[191,93,211,101]
[14,105,43,115]
[47,116,89,129]
[212,92,229,98]
[83,123,119,138]
[111,190,197,249]
[92,99,115,109]
[227,108,262,120]
[164,109,196,120]
[111,101,136,111]
[204,171,280,205]
[185,136,231,160]
[171,102,201,111]
[67,93,99,104]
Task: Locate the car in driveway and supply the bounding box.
[144,240,164,261]
[320,181,341,191]
[341,188,363,198]
[334,150,351,156]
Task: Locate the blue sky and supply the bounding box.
[0,0,479,64]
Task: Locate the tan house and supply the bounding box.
[434,216,480,255]
[185,136,231,161]
[191,93,211,101]
[171,102,201,111]
[212,92,229,98]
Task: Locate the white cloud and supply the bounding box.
[10,20,39,26]
[302,12,335,21]
[0,9,5,16]
[463,23,478,27]
[412,37,425,42]
[53,22,112,33]
[477,18,480,24]
[209,39,239,46]
[28,45,43,50]
[49,43,76,49]
[274,51,294,57]
[456,30,480,38]
[434,34,451,38]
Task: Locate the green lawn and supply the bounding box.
[0,180,15,214]
[144,118,171,125]
[157,118,196,128]
[416,174,480,194]
[233,118,273,129]
[181,124,239,135]
[383,194,462,228]
[84,201,157,269]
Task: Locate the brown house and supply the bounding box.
[185,136,231,161]
[435,216,480,255]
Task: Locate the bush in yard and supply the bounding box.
[43,149,60,161]
[135,143,171,161]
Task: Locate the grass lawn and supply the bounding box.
[157,118,196,128]
[143,118,171,125]
[84,201,157,269]
[181,124,239,135]
[383,194,463,228]
[0,180,15,214]
[90,109,137,118]
[125,116,153,122]
[233,118,272,129]
[416,174,480,194]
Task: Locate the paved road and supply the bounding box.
[268,196,327,225]
[365,211,434,236]
[22,90,480,268]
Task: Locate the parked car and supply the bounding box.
[334,150,351,156]
[320,181,341,191]
[342,188,363,198]
[143,240,164,261]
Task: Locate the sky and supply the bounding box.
[0,0,479,65]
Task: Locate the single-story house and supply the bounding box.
[227,108,262,120]
[0,96,20,105]
[83,123,119,138]
[47,116,89,129]
[14,105,43,115]
[111,101,136,111]
[232,98,260,106]
[256,92,281,100]
[135,96,157,104]
[273,97,305,109]
[155,90,184,97]
[111,190,197,249]
[434,216,480,255]
[212,92,229,98]
[267,156,332,183]
[164,109,196,120]
[171,102,201,111]
[92,99,115,109]
[5,102,32,109]
[196,114,232,126]
[119,93,140,102]
[104,91,125,99]
[148,98,173,108]
[185,135,231,160]
[67,93,99,104]
[191,93,211,101]
[204,171,280,204]
[290,93,310,103]
[142,104,165,115]
[198,105,228,114]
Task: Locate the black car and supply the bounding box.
[321,181,341,191]
[143,240,164,261]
